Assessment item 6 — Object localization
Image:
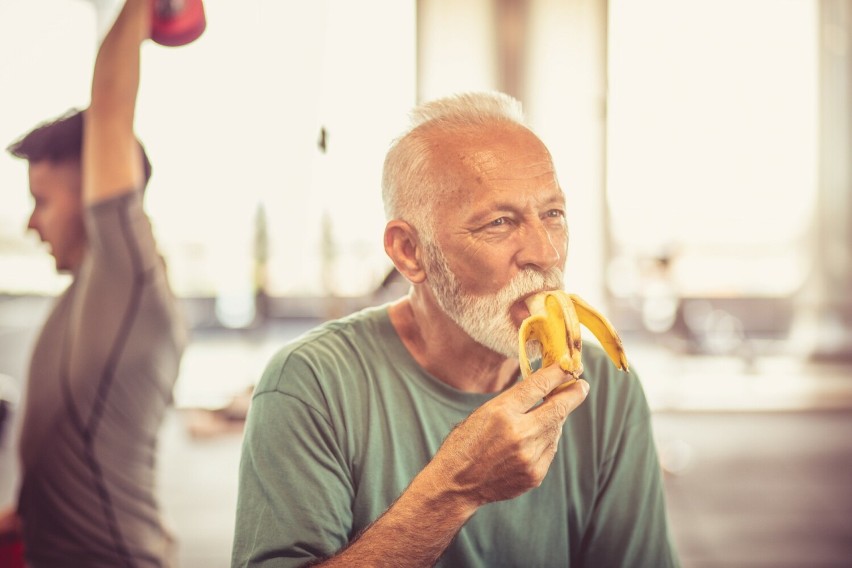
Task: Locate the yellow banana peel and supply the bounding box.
[518,290,629,392]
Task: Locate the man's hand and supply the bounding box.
[431,363,589,506]
[318,364,589,567]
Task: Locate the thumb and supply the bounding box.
[506,362,574,412]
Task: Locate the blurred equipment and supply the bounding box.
[640,249,679,335]
[151,0,206,47]
[0,374,20,449]
[792,0,852,363]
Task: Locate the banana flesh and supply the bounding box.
[518,291,629,388]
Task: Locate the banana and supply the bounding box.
[518,291,629,391]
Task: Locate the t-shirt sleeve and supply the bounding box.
[232,350,355,568]
[64,190,180,417]
[84,189,162,278]
[577,364,681,567]
[75,190,171,346]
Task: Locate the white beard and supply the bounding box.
[422,241,564,358]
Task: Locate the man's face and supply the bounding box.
[27,160,86,273]
[422,123,569,357]
[423,240,563,357]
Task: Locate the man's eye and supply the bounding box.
[546,209,565,218]
[490,217,509,227]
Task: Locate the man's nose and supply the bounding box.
[517,220,563,271]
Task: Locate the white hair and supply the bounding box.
[381,91,527,243]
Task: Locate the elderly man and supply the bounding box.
[232,92,680,567]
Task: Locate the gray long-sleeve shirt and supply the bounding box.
[18,191,186,567]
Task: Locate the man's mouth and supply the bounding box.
[510,288,560,326]
[509,301,528,327]
[510,292,540,326]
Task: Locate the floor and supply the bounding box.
[2,298,852,567]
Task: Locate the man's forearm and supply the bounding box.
[90,0,148,118]
[314,464,478,567]
[83,0,150,204]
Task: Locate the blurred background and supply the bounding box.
[1,0,851,566]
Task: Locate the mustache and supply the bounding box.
[496,267,564,306]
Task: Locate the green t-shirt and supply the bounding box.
[232,305,679,567]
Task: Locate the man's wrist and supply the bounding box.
[325,464,479,567]
[407,459,481,523]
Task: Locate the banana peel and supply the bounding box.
[518,291,629,393]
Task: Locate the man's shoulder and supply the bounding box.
[285,303,391,356]
[581,342,637,383]
[581,341,650,413]
[85,187,143,209]
[253,304,393,395]
[81,189,167,280]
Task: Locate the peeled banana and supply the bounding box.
[518,291,629,390]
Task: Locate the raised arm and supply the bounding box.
[82,0,150,205]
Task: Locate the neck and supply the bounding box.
[387,290,520,394]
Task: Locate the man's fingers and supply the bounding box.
[526,379,588,464]
[534,378,589,425]
[507,362,578,411]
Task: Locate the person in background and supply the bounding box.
[0,0,203,564]
[232,91,680,567]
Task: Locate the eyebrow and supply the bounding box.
[465,200,518,223]
[465,195,566,226]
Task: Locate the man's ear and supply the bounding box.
[384,220,426,284]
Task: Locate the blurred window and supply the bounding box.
[0,0,94,294]
[607,0,818,299]
[0,0,416,298]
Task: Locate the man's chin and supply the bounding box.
[469,324,520,361]
[53,257,71,273]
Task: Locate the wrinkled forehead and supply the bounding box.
[432,120,551,167]
[429,123,559,195]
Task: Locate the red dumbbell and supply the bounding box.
[151,0,206,47]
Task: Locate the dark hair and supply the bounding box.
[6,108,153,189]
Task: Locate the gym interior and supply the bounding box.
[1,1,851,566]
